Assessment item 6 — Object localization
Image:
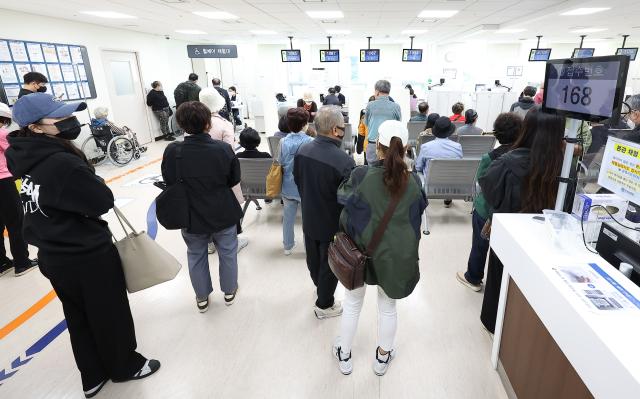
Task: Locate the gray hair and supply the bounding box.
[628,94,640,111]
[374,80,391,94]
[93,106,109,119]
[315,106,344,135]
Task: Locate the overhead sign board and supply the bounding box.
[187,45,238,58]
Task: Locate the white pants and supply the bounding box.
[338,285,397,354]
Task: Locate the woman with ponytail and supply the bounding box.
[332,120,427,377]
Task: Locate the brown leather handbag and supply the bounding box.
[328,182,406,290]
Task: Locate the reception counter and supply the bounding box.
[490,214,640,399]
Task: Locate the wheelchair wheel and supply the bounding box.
[107,136,135,166]
[81,136,107,166]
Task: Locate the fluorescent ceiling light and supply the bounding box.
[250,30,277,35]
[80,11,137,19]
[561,7,610,16]
[306,11,344,19]
[418,10,459,18]
[193,11,238,20]
[401,29,428,35]
[495,28,526,34]
[326,29,351,35]
[571,28,608,33]
[175,29,207,35]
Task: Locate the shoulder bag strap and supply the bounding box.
[366,177,408,255]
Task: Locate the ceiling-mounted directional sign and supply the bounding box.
[187,44,238,58]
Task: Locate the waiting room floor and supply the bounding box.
[0,137,507,398]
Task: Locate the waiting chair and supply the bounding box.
[415,134,436,159]
[407,122,425,148]
[422,159,481,235]
[267,136,282,158]
[458,135,496,159]
[239,158,279,225]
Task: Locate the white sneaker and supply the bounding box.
[332,338,353,375]
[314,301,343,319]
[373,347,395,376]
[208,242,216,254]
[284,241,297,256]
[456,271,482,292]
[237,237,249,253]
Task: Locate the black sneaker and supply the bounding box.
[197,297,209,313]
[84,380,108,398]
[128,359,161,380]
[164,135,176,142]
[0,258,13,277]
[224,287,238,306]
[15,259,38,277]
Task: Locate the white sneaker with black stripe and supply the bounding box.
[332,338,353,375]
[373,347,395,376]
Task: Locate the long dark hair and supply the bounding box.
[14,127,95,173]
[381,137,408,197]
[512,108,565,213]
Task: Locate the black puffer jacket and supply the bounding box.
[479,148,530,213]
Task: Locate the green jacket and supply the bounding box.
[337,162,427,299]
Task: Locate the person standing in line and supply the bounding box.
[332,120,426,376]
[0,102,38,276]
[18,72,48,98]
[408,88,418,114]
[228,86,243,126]
[6,93,160,398]
[364,80,401,164]
[479,108,565,333]
[162,101,242,313]
[533,82,544,105]
[174,73,201,108]
[456,113,523,292]
[146,81,175,141]
[294,106,355,319]
[456,109,483,135]
[510,86,537,118]
[278,108,313,255]
[211,78,232,122]
[335,85,346,106]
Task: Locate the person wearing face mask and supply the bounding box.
[296,92,318,122]
[623,94,640,144]
[18,72,48,98]
[293,106,355,319]
[5,93,160,398]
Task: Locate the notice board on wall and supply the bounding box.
[0,38,97,105]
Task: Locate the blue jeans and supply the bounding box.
[181,225,238,299]
[464,210,490,285]
[282,195,300,250]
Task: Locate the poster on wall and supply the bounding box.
[51,83,67,100]
[0,63,18,84]
[4,85,20,104]
[56,45,71,64]
[65,83,80,100]
[26,42,44,62]
[41,44,58,63]
[9,41,28,62]
[598,137,640,204]
[0,41,11,62]
[61,64,76,81]
[31,63,48,78]
[69,46,83,64]
[14,63,31,79]
[46,63,63,82]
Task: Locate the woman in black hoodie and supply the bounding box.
[478,107,565,333]
[5,93,159,398]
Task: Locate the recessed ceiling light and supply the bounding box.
[250,30,278,35]
[495,28,526,34]
[571,28,608,33]
[80,11,137,19]
[561,7,610,16]
[418,10,459,18]
[306,11,344,19]
[175,29,207,35]
[193,11,238,20]
[326,29,351,35]
[401,29,428,35]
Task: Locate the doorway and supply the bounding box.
[101,50,153,144]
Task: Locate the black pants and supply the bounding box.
[0,177,29,267]
[39,246,146,390]
[480,249,504,334]
[304,235,338,309]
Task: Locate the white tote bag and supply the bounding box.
[111,206,182,293]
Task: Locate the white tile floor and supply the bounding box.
[0,137,507,399]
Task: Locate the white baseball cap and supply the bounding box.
[0,102,11,119]
[378,120,408,147]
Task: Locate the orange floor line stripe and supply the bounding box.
[1,156,163,337]
[0,290,57,340]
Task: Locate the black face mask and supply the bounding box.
[36,86,47,93]
[54,116,84,140]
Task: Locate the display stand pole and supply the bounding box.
[555,118,580,211]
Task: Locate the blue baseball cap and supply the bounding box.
[12,93,87,128]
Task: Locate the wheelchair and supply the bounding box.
[81,124,147,167]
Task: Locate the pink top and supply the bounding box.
[0,127,12,179]
[209,114,235,145]
[534,89,544,105]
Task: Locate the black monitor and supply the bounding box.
[281,49,301,62]
[616,47,638,61]
[319,49,340,62]
[360,49,380,62]
[529,48,552,61]
[402,49,423,62]
[573,48,595,58]
[542,55,630,122]
[596,223,640,287]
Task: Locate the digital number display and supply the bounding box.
[402,49,423,62]
[281,49,301,62]
[616,47,638,61]
[360,49,380,62]
[543,56,630,122]
[319,49,339,62]
[572,48,594,58]
[529,48,552,61]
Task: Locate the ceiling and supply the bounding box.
[1,0,639,46]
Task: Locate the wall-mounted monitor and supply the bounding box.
[281,49,301,62]
[542,55,630,122]
[616,47,638,61]
[572,48,595,58]
[360,49,380,62]
[319,49,340,62]
[529,48,552,62]
[402,49,423,62]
